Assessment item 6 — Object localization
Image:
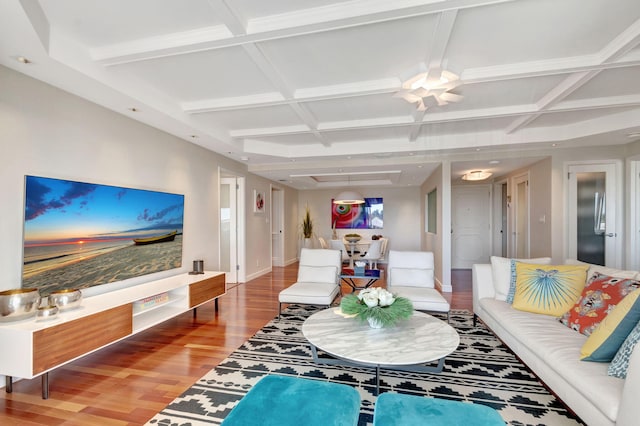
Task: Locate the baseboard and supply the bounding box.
[436,277,452,293]
[245,266,272,282]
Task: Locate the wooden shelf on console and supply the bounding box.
[0,271,225,398]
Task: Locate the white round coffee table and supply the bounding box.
[301,308,460,394]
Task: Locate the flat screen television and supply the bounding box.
[22,175,184,295]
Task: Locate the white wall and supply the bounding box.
[297,187,422,253]
[0,65,279,294]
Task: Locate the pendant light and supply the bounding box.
[333,190,365,205]
[333,175,365,204]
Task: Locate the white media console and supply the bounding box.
[0,271,225,398]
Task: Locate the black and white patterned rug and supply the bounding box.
[146,306,583,426]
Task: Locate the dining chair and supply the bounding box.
[378,237,389,262]
[330,239,350,264]
[360,239,383,269]
[386,250,450,320]
[278,248,342,318]
[318,236,329,249]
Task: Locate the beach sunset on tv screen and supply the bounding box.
[22,175,184,295]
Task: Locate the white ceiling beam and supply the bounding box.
[410,9,458,140]
[206,0,247,36]
[240,43,328,146]
[505,70,600,134]
[229,94,640,139]
[505,19,640,134]
[92,0,516,65]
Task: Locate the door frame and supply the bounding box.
[219,169,246,283]
[565,160,622,267]
[511,172,530,258]
[271,185,285,267]
[630,160,640,270]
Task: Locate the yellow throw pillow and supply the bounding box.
[512,264,588,316]
[581,290,640,362]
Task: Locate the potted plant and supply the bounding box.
[301,206,313,247]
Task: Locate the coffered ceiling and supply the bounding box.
[2,0,640,189]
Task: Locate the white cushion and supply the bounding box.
[279,282,339,305]
[298,265,337,284]
[392,286,449,312]
[490,256,551,301]
[389,267,434,288]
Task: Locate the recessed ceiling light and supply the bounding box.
[627,132,640,139]
[240,156,249,161]
[128,107,138,112]
[190,135,198,139]
[418,165,423,168]
[489,160,500,165]
[16,56,31,64]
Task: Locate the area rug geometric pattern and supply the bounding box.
[147,306,584,426]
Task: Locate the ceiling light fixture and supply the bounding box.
[395,69,463,111]
[333,175,365,205]
[333,190,365,205]
[462,170,492,181]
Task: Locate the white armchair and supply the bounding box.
[386,250,450,319]
[278,248,342,318]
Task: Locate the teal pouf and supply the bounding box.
[373,393,504,426]
[221,375,361,426]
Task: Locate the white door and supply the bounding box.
[452,185,491,268]
[567,163,619,267]
[220,177,238,283]
[271,186,284,267]
[512,173,529,258]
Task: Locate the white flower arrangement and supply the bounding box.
[340,287,413,328]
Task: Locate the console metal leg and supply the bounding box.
[5,376,12,393]
[41,373,49,399]
[215,298,219,312]
[193,307,197,318]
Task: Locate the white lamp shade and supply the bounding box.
[333,190,365,204]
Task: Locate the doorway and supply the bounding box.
[567,162,620,267]
[451,185,491,268]
[271,186,285,267]
[220,171,246,284]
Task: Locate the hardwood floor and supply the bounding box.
[0,264,472,425]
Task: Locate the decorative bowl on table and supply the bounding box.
[36,304,59,322]
[48,288,83,311]
[0,288,41,322]
[344,234,361,243]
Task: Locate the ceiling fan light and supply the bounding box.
[333,190,365,204]
[462,170,492,181]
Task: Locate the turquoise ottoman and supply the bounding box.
[221,375,361,426]
[373,393,504,426]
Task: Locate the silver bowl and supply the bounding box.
[0,288,41,322]
[48,289,83,311]
[36,304,59,321]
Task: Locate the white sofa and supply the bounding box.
[472,262,640,426]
